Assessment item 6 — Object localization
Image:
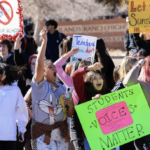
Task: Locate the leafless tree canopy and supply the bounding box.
[21,0,128,45]
[95,0,128,8]
[21,0,128,22]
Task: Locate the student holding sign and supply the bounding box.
[123,57,150,149]
[126,17,150,56]
[72,62,110,150]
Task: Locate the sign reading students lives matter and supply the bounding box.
[129,0,150,33]
[0,0,23,40]
[70,35,97,65]
[75,84,150,150]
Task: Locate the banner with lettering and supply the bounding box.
[75,84,150,150]
[129,0,150,33]
[0,0,24,41]
[70,35,97,65]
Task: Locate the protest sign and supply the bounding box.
[75,84,150,150]
[0,0,23,41]
[70,35,97,65]
[128,0,150,33]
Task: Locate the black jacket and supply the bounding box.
[101,57,115,90]
[124,31,136,51]
[21,36,37,57]
[133,33,150,56]
[0,50,24,66]
[46,30,66,62]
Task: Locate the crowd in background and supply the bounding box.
[0,17,150,150]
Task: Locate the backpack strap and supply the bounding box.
[24,37,35,52]
[58,32,62,41]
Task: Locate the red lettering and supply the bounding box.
[92,47,95,53]
[131,1,136,12]
[85,47,93,53]
[143,2,146,11]
[131,1,146,12]
[134,27,140,33]
[137,5,142,12]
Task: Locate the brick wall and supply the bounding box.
[41,18,127,51]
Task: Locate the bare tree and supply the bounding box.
[21,0,128,44]
[95,0,128,8]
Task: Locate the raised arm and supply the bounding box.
[14,36,26,66]
[123,59,145,86]
[34,30,47,83]
[54,47,79,87]
[73,62,103,103]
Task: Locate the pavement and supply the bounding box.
[112,56,124,67]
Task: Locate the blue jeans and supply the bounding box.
[84,138,120,150]
[84,138,91,150]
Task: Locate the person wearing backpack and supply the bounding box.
[45,20,66,62]
[21,24,37,57]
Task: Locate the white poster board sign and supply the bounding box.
[0,0,24,41]
[70,35,97,65]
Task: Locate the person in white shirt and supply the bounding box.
[0,63,28,150]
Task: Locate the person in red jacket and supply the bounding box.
[72,62,110,150]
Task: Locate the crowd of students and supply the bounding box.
[0,18,150,150]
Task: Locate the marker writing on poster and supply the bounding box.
[87,89,134,114]
[74,36,96,47]
[130,1,150,27]
[99,124,144,150]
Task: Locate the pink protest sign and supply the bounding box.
[96,101,133,134]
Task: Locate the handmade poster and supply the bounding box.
[128,0,150,33]
[75,84,150,150]
[0,0,23,41]
[70,35,97,65]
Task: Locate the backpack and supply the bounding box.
[23,37,35,51]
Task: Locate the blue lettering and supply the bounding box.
[86,40,88,46]
[74,36,95,47]
[80,41,83,45]
[77,41,80,45]
[92,43,95,46]
[75,36,82,45]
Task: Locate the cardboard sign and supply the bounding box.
[70,35,97,65]
[128,0,150,33]
[75,84,150,150]
[0,0,24,41]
